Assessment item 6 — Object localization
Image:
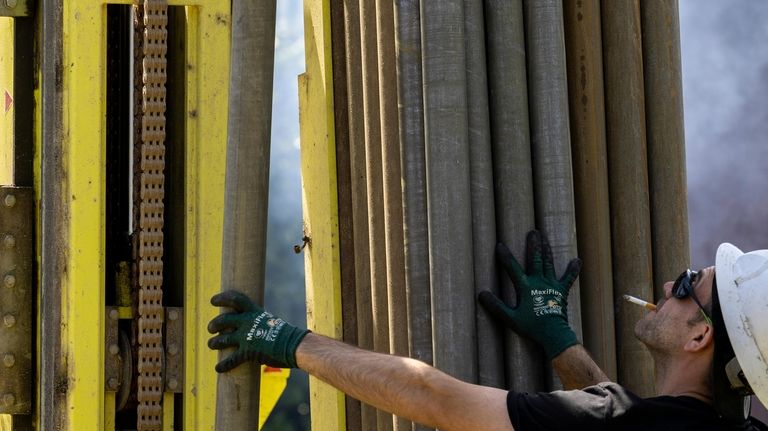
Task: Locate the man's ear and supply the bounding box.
[684,322,714,353]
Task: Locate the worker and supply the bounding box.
[208,230,768,430]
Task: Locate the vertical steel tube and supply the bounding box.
[331,1,363,428]
[344,0,377,428]
[602,0,655,397]
[376,1,410,429]
[360,0,393,428]
[641,0,690,301]
[523,0,581,390]
[563,0,617,380]
[394,0,433,377]
[40,0,67,429]
[215,0,276,428]
[484,0,543,392]
[464,0,504,389]
[421,0,477,384]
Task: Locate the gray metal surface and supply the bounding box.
[602,0,656,397]
[421,0,477,384]
[39,0,66,427]
[343,0,377,428]
[464,0,504,390]
[360,0,393,428]
[563,0,617,381]
[375,0,410,428]
[0,187,33,415]
[524,0,581,391]
[394,0,433,374]
[641,0,690,301]
[215,0,277,428]
[484,0,543,392]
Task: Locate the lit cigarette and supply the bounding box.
[623,294,657,311]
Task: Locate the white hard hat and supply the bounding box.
[715,243,768,409]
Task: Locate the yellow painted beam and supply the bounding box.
[62,1,108,429]
[182,4,230,431]
[299,0,345,429]
[0,17,13,185]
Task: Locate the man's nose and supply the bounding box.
[663,281,674,299]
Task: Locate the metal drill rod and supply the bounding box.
[215,0,277,428]
[484,0,544,393]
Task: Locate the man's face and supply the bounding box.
[634,266,715,354]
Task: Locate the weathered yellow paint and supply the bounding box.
[181,4,230,431]
[299,0,346,429]
[162,393,174,431]
[0,18,13,185]
[62,1,108,428]
[105,392,116,431]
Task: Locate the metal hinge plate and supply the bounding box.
[0,186,33,414]
[0,0,33,17]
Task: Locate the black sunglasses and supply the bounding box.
[672,269,713,325]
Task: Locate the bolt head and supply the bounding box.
[3,235,15,249]
[3,274,15,288]
[3,194,15,208]
[1,393,14,407]
[3,315,15,328]
[109,344,120,355]
[3,354,15,368]
[168,309,179,321]
[167,378,178,390]
[167,344,179,356]
[108,309,119,320]
[107,377,119,390]
[6,0,18,9]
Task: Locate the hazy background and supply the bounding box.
[261,1,768,428]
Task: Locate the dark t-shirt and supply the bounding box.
[507,382,766,430]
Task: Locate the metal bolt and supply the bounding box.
[3,234,15,249]
[3,274,15,288]
[1,393,14,407]
[3,315,15,328]
[167,378,178,390]
[4,194,15,208]
[167,343,178,356]
[168,309,179,321]
[6,0,18,9]
[107,378,119,390]
[108,309,119,320]
[109,344,120,355]
[3,354,14,368]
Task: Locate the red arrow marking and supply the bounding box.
[3,90,12,114]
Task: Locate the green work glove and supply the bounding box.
[208,290,310,372]
[479,230,581,360]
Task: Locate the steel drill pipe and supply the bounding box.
[465,0,504,390]
[360,0,394,428]
[344,0,377,428]
[421,0,478,384]
[641,0,690,302]
[563,0,618,381]
[602,0,655,397]
[524,0,582,391]
[216,0,277,428]
[484,0,544,393]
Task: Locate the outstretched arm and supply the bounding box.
[296,333,514,431]
[551,344,610,390]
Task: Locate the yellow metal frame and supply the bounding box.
[56,1,229,429]
[300,0,346,429]
[0,17,13,185]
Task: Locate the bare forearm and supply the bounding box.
[295,333,511,431]
[551,344,610,390]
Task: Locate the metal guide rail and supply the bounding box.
[134,0,168,429]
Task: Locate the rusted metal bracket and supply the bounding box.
[164,307,183,393]
[0,186,33,414]
[0,0,33,17]
[105,307,121,393]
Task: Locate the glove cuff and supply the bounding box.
[542,326,578,360]
[280,327,311,368]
